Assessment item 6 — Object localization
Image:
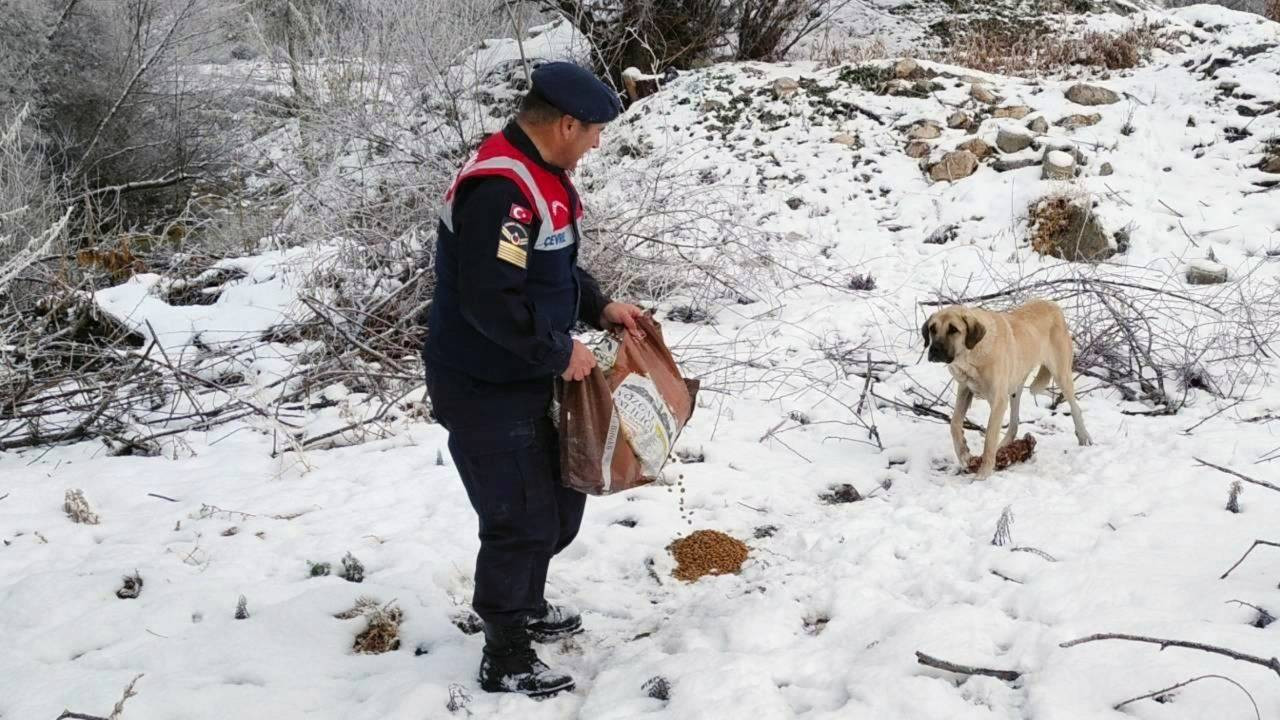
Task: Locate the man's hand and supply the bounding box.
[601,302,647,340]
[561,340,597,382]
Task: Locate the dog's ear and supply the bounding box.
[964,316,986,350]
[921,319,931,348]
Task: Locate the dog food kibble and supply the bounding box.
[667,530,749,582]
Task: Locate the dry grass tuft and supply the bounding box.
[942,22,1172,77]
[815,34,890,69]
[336,596,404,654]
[1028,191,1114,263]
[1030,196,1076,257]
[64,489,100,525]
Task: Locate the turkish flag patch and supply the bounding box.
[508,204,533,224]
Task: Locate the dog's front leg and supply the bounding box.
[975,392,1009,480]
[951,386,974,467]
[1001,390,1022,447]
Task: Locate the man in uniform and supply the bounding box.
[423,61,646,697]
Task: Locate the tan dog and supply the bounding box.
[922,299,1092,479]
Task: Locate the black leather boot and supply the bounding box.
[478,622,575,697]
[526,601,583,643]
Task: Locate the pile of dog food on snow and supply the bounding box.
[667,530,749,582]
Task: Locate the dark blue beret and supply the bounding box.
[530,61,622,124]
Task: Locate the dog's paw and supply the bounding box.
[1077,432,1093,447]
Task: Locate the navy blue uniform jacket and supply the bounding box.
[424,122,611,426]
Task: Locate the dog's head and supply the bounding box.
[922,306,987,363]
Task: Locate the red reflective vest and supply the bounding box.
[440,131,583,252]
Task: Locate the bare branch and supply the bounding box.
[1059,633,1280,678]
[56,673,143,720]
[915,651,1021,682]
[1195,458,1280,494]
[1220,540,1280,580]
[1010,546,1057,562]
[1113,674,1259,719]
[78,0,201,167]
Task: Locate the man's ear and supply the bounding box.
[964,316,986,350]
[921,320,931,348]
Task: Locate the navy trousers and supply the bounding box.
[427,364,586,626]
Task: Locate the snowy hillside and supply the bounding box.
[3,4,1280,720]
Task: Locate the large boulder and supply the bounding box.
[993,105,1032,119]
[893,58,926,79]
[970,84,999,104]
[994,157,1041,172]
[997,128,1034,153]
[1056,113,1102,130]
[1065,84,1121,106]
[929,151,979,182]
[907,120,944,140]
[773,77,801,98]
[883,79,917,97]
[1186,260,1229,285]
[905,140,932,158]
[1030,197,1114,262]
[958,137,993,158]
[1042,149,1076,180]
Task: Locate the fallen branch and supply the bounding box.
[870,390,984,431]
[1059,633,1280,679]
[847,101,885,125]
[272,384,421,457]
[758,419,787,443]
[1113,674,1259,719]
[990,570,1023,584]
[0,340,158,451]
[1226,599,1275,626]
[1195,457,1280,494]
[1010,546,1057,562]
[1220,539,1280,580]
[919,277,1219,314]
[84,172,201,197]
[1158,198,1185,218]
[143,320,207,421]
[57,673,143,720]
[914,651,1021,682]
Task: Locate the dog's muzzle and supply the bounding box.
[927,345,950,363]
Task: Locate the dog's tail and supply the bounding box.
[1029,365,1053,395]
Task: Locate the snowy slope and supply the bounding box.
[3,5,1280,720]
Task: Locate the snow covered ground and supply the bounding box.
[3,4,1280,720]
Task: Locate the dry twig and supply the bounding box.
[1220,540,1280,580]
[915,651,1021,681]
[1060,633,1280,678]
[1112,674,1259,718]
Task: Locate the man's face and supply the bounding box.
[557,117,604,170]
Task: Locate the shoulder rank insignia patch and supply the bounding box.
[497,221,529,268]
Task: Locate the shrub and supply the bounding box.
[940,21,1171,76]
